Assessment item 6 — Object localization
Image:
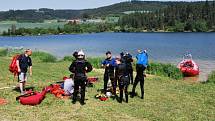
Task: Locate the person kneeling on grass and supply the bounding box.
[69,50,93,105]
[16,49,33,95]
[62,74,74,96]
[115,57,130,103]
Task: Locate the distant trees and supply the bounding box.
[119,1,215,32]
[0,1,166,22]
[1,1,215,35]
[1,23,117,36]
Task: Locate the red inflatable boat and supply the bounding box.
[178,56,200,77]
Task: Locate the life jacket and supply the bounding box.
[136,52,148,67]
[49,84,67,99]
[9,54,21,76]
[16,90,46,106]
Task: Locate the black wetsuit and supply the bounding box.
[131,52,148,99]
[115,63,130,103]
[69,59,93,104]
[102,58,116,94]
[131,64,146,99]
[121,54,133,84]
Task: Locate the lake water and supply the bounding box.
[0,32,215,81]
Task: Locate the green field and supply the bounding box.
[0,21,66,33]
[0,55,214,121]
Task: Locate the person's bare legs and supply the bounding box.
[19,82,24,95]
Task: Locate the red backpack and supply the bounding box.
[9,54,21,76]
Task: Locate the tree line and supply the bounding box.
[1,1,215,35]
[119,0,215,32]
[0,1,167,22]
[2,23,117,36]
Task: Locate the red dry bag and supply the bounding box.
[9,54,20,76]
[17,90,46,106]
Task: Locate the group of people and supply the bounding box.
[16,49,148,105]
[101,50,148,103]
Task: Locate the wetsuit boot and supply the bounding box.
[119,90,123,103]
[125,93,128,103]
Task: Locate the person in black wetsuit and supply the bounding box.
[69,50,93,105]
[120,52,134,84]
[115,57,130,103]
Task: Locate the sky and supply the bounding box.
[0,0,205,11]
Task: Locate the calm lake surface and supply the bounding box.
[0,32,215,81]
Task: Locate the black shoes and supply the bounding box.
[72,100,86,105]
[125,95,128,103]
[72,100,76,104]
[130,92,135,98]
[80,101,86,105]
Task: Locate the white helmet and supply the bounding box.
[106,92,112,97]
[77,50,85,59]
[78,50,85,56]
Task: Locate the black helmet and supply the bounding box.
[120,52,124,57]
[73,51,78,59]
[106,51,111,55]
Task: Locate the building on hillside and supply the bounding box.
[67,19,81,24]
[105,17,120,23]
[123,10,152,14]
[84,19,104,23]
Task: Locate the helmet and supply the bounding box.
[106,51,111,55]
[106,92,112,97]
[78,50,85,56]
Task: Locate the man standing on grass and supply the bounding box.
[131,49,148,99]
[115,57,130,103]
[16,49,33,95]
[120,52,134,84]
[101,51,117,95]
[69,50,93,105]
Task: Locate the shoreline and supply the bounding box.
[1,31,215,37]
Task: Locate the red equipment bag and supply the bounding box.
[9,54,20,76]
[16,90,46,106]
[87,77,98,83]
[49,84,66,98]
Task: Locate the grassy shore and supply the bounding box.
[0,51,215,121]
[208,71,215,84]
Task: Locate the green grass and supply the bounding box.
[147,62,183,80]
[0,49,186,80]
[0,56,214,121]
[32,51,57,63]
[62,56,75,62]
[86,57,104,69]
[0,21,66,33]
[0,48,8,56]
[207,71,215,84]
